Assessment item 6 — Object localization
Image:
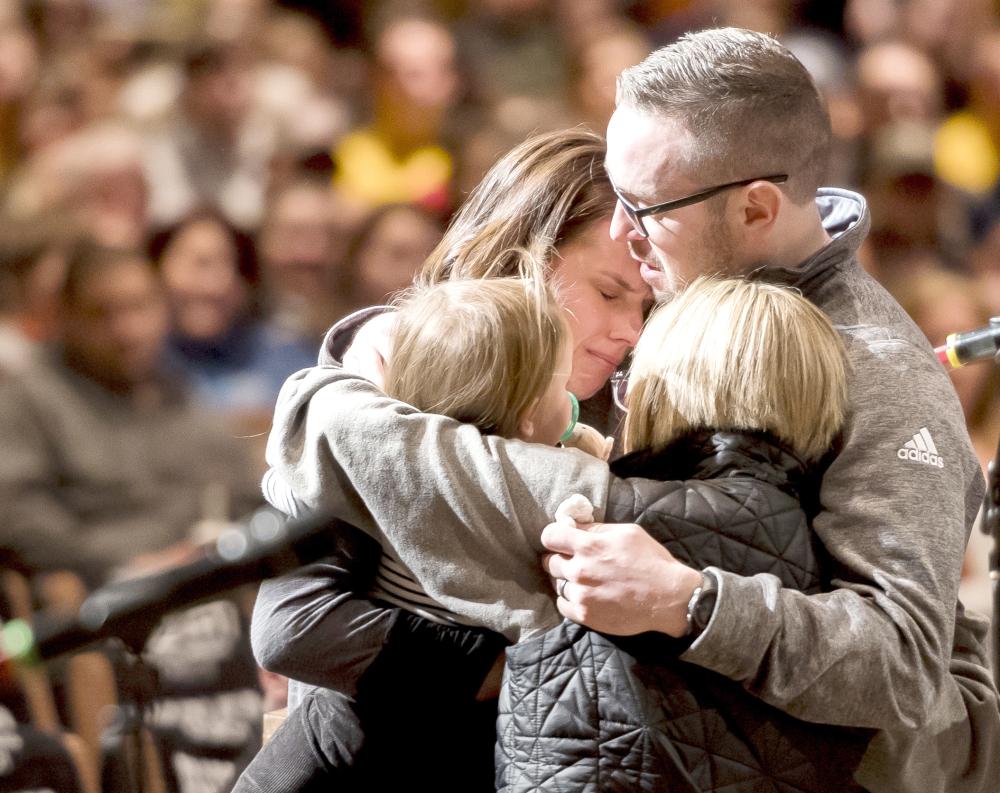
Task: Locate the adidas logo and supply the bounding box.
[897,427,944,468]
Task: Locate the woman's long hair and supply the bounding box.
[417,128,616,285]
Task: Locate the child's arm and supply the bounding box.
[250,521,399,695]
[266,367,615,641]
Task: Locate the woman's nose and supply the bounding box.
[612,308,643,347]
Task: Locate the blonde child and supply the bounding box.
[238,271,610,793]
[363,275,593,624]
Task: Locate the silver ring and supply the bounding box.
[558,578,569,600]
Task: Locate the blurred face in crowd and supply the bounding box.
[159,217,248,342]
[375,18,459,124]
[79,162,148,250]
[551,218,649,399]
[606,106,740,299]
[185,49,253,139]
[574,28,650,129]
[856,42,941,131]
[62,256,169,389]
[352,206,443,307]
[259,183,340,301]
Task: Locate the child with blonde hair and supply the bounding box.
[239,267,609,793]
[243,277,866,793]
[364,275,600,623]
[623,276,847,459]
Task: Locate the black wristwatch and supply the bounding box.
[684,569,719,638]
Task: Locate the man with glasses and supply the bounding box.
[542,27,999,793]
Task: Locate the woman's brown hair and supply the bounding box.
[417,128,616,285]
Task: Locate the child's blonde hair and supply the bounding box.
[624,277,849,461]
[385,275,568,438]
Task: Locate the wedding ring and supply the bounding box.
[558,578,569,600]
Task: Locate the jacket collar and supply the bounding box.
[611,429,811,499]
[750,187,870,293]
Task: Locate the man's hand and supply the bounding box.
[341,312,397,389]
[541,521,702,637]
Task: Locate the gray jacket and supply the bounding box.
[260,189,999,792]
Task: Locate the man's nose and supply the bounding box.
[609,202,643,242]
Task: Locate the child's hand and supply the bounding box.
[342,312,397,388]
[561,422,614,460]
[554,494,595,528]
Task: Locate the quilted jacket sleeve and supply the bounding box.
[606,475,823,594]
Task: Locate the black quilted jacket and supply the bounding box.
[496,430,873,793]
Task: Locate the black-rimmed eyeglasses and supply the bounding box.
[611,174,789,239]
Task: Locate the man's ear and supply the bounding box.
[740,181,783,230]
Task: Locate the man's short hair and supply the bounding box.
[616,27,831,203]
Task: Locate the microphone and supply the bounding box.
[935,318,1000,368]
[1,508,341,665]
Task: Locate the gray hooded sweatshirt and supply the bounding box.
[260,189,999,792]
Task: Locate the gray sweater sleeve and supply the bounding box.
[681,335,988,736]
[266,368,614,641]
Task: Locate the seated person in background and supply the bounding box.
[149,208,316,421]
[0,240,262,588]
[243,277,869,792]
[0,240,266,793]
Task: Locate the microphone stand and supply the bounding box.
[982,433,1000,691]
[5,508,342,793]
[102,639,160,793]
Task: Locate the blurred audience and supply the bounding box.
[936,28,1000,195]
[6,121,150,249]
[862,120,970,275]
[0,241,262,588]
[334,11,461,213]
[0,241,265,790]
[143,40,276,230]
[257,175,361,345]
[855,40,943,135]
[456,0,566,104]
[150,208,314,417]
[566,20,651,132]
[338,202,445,315]
[0,218,71,373]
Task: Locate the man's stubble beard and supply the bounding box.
[649,211,740,302]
